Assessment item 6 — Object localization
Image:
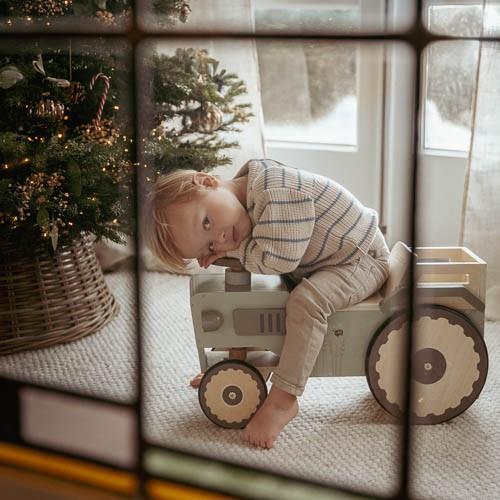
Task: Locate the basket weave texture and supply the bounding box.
[0,234,119,354]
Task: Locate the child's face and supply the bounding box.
[168,176,252,260]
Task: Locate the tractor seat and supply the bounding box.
[343,241,412,312]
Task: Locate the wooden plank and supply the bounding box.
[416,247,465,260]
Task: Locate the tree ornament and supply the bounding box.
[188,102,224,133]
[95,9,115,25]
[68,81,86,104]
[75,118,120,145]
[45,76,71,88]
[49,222,59,251]
[179,2,191,23]
[32,54,70,87]
[89,73,110,124]
[22,0,72,17]
[0,66,24,90]
[32,54,46,76]
[29,98,65,122]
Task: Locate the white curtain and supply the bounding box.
[461,5,500,320]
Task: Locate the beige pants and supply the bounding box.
[271,229,390,396]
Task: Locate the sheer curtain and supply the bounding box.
[461,1,500,320]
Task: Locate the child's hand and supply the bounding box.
[197,252,226,269]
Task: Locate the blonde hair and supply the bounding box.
[143,169,204,273]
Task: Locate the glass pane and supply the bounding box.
[258,41,357,146]
[137,38,402,498]
[423,41,479,153]
[0,1,132,32]
[425,2,484,36]
[255,0,362,34]
[0,38,136,403]
[424,0,500,37]
[138,0,415,35]
[414,35,498,486]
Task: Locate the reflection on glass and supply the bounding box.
[0,0,132,32]
[258,41,357,146]
[139,0,414,34]
[424,41,479,153]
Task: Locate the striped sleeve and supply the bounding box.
[237,188,315,274]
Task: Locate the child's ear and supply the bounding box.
[192,172,218,188]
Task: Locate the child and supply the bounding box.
[145,159,390,449]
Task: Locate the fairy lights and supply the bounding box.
[1,43,138,249]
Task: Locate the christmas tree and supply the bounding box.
[144,48,253,177]
[0,39,134,250]
[0,42,253,251]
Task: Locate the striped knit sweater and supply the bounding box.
[226,159,379,276]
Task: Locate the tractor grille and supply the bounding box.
[233,308,286,336]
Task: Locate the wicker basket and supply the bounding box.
[0,234,119,354]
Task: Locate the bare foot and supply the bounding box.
[190,373,204,388]
[242,385,298,449]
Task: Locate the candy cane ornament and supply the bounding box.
[89,73,110,125]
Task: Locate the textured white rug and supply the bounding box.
[1,270,499,499]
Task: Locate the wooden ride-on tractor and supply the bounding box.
[190,243,488,428]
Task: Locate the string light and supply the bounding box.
[1,46,141,245]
